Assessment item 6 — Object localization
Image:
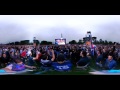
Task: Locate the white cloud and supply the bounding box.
[0,15,120,43]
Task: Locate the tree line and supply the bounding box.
[6,40,52,45]
[5,37,119,45]
[69,37,119,45]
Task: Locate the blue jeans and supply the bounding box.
[41,66,51,71]
[28,57,35,66]
[21,58,26,64]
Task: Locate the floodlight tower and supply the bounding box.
[61,33,63,39]
[33,37,36,47]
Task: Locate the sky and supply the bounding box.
[0,15,120,44]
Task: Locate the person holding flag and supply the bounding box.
[85,31,95,57]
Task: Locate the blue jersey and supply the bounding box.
[41,59,52,67]
[52,60,72,71]
[12,63,25,71]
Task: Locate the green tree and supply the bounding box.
[69,40,77,44]
[47,41,52,45]
[40,40,48,45]
[105,40,108,45]
[78,39,83,44]
[99,39,102,44]
[102,40,105,45]
[83,37,86,43]
[108,41,113,45]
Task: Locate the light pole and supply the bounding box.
[33,37,36,47]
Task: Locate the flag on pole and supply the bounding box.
[45,46,48,51]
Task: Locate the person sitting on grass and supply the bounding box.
[40,49,55,71]
[104,55,117,70]
[96,50,103,68]
[76,50,90,67]
[32,49,42,67]
[0,57,36,73]
[1,53,10,67]
[52,54,72,72]
[28,49,41,66]
[40,49,72,72]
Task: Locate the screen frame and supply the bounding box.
[55,38,66,45]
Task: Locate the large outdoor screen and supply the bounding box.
[55,39,66,45]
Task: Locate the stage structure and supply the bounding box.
[85,31,92,47]
[33,37,37,47]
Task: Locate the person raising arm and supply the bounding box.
[40,49,55,70]
[51,49,55,61]
[0,58,36,73]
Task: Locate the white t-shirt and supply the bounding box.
[27,50,31,56]
[41,59,51,66]
[41,59,50,63]
[20,50,23,54]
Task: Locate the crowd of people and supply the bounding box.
[0,43,120,73]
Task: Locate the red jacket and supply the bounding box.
[37,53,42,61]
[21,51,26,58]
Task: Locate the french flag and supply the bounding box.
[45,46,48,51]
[91,44,96,56]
